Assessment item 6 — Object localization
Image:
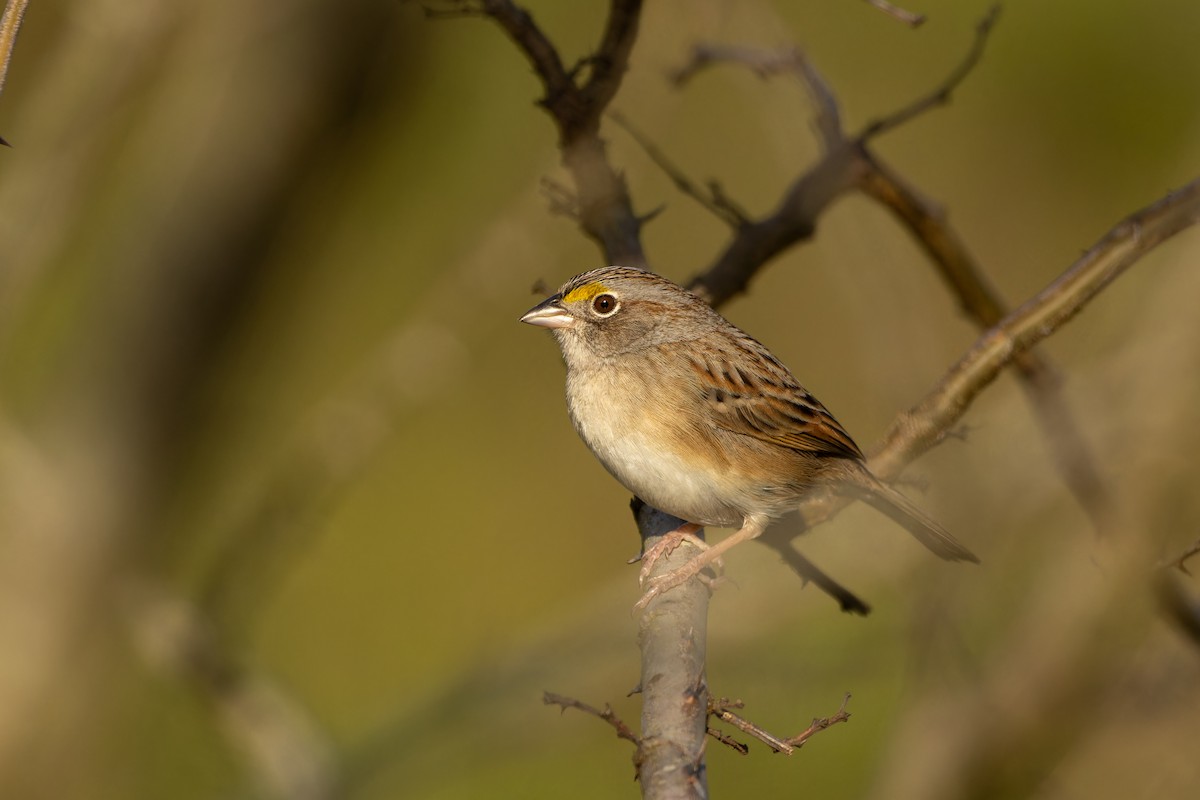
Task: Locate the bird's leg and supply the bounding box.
[633,522,707,584]
[635,515,769,611]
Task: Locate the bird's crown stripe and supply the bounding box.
[563,282,609,303]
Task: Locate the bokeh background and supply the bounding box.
[1,1,1199,798]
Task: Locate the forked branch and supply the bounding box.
[429,0,647,263]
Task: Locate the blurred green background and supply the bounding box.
[1,1,1199,798]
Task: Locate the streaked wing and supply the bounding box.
[683,330,864,461]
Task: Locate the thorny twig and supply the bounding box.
[708,694,852,755]
[544,692,641,746]
[784,693,853,748]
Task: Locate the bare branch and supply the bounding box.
[468,0,647,262]
[760,179,1200,545]
[544,692,641,746]
[858,159,1114,535]
[783,693,853,748]
[872,177,1200,476]
[633,499,711,798]
[773,547,872,615]
[125,583,337,800]
[668,46,864,305]
[859,4,1001,141]
[710,698,797,755]
[1158,537,1200,575]
[579,0,643,133]
[862,0,926,28]
[707,727,750,755]
[477,0,573,113]
[670,44,843,151]
[688,144,866,305]
[669,9,1113,538]
[680,7,1000,302]
[609,109,748,228]
[707,694,852,755]
[670,44,806,87]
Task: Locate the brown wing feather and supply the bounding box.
[685,328,863,461]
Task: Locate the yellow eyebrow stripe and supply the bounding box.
[563,282,609,304]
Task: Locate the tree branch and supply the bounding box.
[667,11,1120,541]
[125,583,337,800]
[859,4,1000,141]
[857,158,1115,535]
[872,178,1200,474]
[632,500,711,798]
[862,0,926,28]
[708,694,851,754]
[682,6,1002,304]
[544,692,641,747]
[609,109,749,229]
[452,0,648,263]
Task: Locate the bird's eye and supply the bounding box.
[592,293,619,316]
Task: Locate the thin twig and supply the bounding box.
[671,44,843,151]
[544,692,641,746]
[774,547,871,615]
[1158,538,1200,574]
[688,143,866,305]
[683,6,1000,303]
[609,110,748,228]
[783,693,853,748]
[706,727,750,755]
[859,4,1001,140]
[671,44,808,86]
[708,694,852,755]
[709,698,797,754]
[863,0,925,28]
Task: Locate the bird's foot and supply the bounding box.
[633,523,708,584]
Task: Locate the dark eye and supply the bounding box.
[592,293,619,316]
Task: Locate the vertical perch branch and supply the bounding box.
[633,501,710,798]
[432,3,715,794]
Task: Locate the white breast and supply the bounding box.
[565,364,745,528]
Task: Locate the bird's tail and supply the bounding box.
[836,468,980,564]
